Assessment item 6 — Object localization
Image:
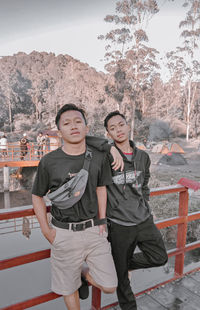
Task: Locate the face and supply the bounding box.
[58,110,89,144]
[107,115,130,143]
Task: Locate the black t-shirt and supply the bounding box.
[32,146,112,222]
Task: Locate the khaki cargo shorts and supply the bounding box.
[50,224,117,296]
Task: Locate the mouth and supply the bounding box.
[117,133,124,138]
[71,131,80,136]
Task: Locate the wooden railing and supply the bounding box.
[0,143,58,162]
[1,185,200,309]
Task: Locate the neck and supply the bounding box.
[115,139,132,153]
[62,140,86,155]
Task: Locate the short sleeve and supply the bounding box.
[97,153,113,187]
[86,136,112,153]
[32,158,49,197]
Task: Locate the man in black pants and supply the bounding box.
[104,111,168,310]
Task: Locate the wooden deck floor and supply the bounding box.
[110,271,200,310]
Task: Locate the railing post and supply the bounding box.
[174,189,189,276]
[3,166,10,209]
[3,166,9,191]
[91,286,101,310]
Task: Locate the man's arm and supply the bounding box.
[86,135,124,171]
[96,186,107,235]
[32,194,55,244]
[142,154,151,201]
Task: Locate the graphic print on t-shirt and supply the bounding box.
[112,170,142,188]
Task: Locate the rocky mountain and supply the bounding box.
[0,51,117,137]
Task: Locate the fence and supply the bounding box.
[0,143,58,162]
[1,184,200,309]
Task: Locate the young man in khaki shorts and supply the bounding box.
[32,104,118,310]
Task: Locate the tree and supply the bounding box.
[178,0,200,140]
[99,0,160,139]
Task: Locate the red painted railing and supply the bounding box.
[1,184,200,309]
[0,143,58,162]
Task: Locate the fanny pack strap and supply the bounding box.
[83,146,92,171]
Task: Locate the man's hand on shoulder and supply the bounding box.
[110,146,124,171]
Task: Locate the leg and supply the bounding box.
[84,226,117,294]
[63,290,80,310]
[50,228,84,304]
[109,222,138,310]
[24,149,28,159]
[84,270,115,294]
[128,216,168,270]
[37,146,42,158]
[20,149,24,160]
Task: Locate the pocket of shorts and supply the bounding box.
[102,229,108,238]
[51,228,59,246]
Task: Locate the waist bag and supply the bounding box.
[47,147,92,209]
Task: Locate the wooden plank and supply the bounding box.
[149,286,183,308]
[91,286,101,310]
[0,206,51,220]
[101,302,118,310]
[190,271,200,283]
[0,160,39,168]
[0,249,50,270]
[136,294,167,309]
[155,216,185,229]
[175,190,189,276]
[188,212,200,222]
[180,276,200,295]
[1,292,60,310]
[150,185,186,196]
[185,241,200,253]
[165,281,200,309]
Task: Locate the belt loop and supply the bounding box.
[69,223,72,230]
[91,219,94,227]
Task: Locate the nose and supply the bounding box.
[116,125,121,132]
[71,121,78,129]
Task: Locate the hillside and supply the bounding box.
[0,51,117,137]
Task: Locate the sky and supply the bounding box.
[0,0,187,75]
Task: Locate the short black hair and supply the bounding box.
[55,104,87,129]
[104,110,126,130]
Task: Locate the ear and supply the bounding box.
[57,130,62,138]
[85,125,89,135]
[106,131,112,140]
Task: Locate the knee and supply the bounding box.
[160,253,168,266]
[101,286,116,294]
[152,252,168,267]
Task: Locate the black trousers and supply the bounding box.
[108,215,168,310]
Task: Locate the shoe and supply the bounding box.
[78,276,89,300]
